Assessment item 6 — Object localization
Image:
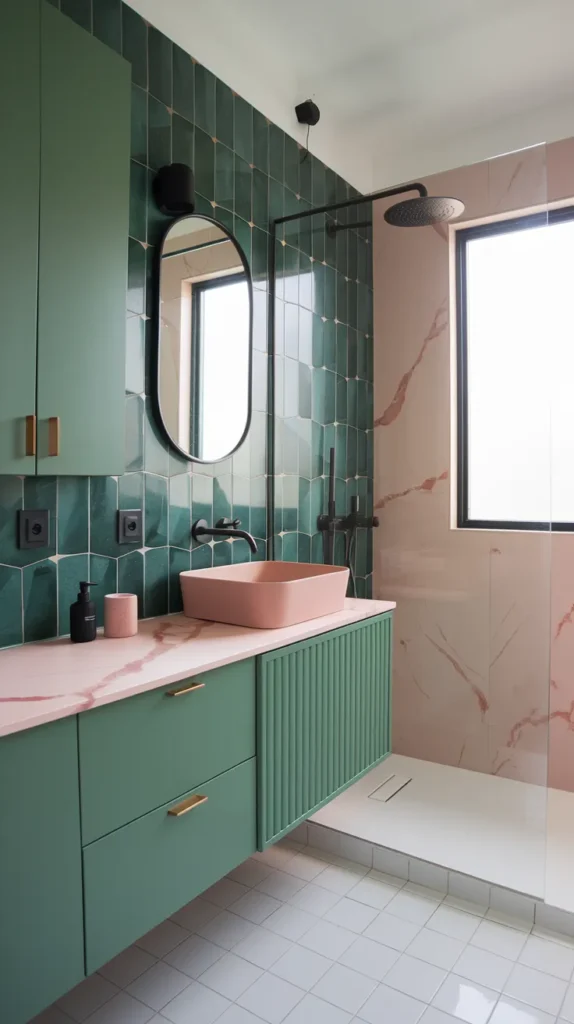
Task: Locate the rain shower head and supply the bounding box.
[384,195,465,227]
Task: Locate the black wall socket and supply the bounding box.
[118,509,143,545]
[18,509,50,549]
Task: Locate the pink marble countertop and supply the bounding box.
[0,598,395,738]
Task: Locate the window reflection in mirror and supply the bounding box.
[157,215,251,462]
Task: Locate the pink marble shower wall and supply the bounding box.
[373,140,574,790]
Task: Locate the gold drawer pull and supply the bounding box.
[168,794,208,817]
[48,416,60,456]
[166,681,205,697]
[25,415,37,456]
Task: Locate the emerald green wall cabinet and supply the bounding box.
[0,1,130,477]
[79,659,256,844]
[83,759,257,973]
[0,717,84,1024]
[258,614,392,845]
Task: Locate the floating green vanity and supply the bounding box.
[0,610,392,1024]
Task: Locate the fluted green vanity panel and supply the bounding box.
[258,614,392,846]
[36,2,130,475]
[0,0,40,475]
[0,718,84,1024]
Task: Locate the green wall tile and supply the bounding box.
[191,543,212,570]
[93,0,121,52]
[144,547,168,616]
[58,478,89,554]
[130,84,148,165]
[253,110,269,174]
[145,474,168,546]
[118,549,144,613]
[194,63,216,136]
[122,4,147,89]
[0,566,22,647]
[169,474,190,548]
[195,127,215,199]
[172,113,193,168]
[89,553,117,626]
[215,79,234,149]
[215,142,234,210]
[148,27,172,106]
[144,403,169,476]
[127,238,146,314]
[234,95,252,164]
[125,396,144,472]
[61,0,92,31]
[284,134,299,194]
[269,123,284,182]
[90,476,122,557]
[24,560,57,642]
[234,153,252,223]
[173,44,194,121]
[169,546,190,612]
[129,160,147,241]
[58,554,89,636]
[148,95,171,170]
[252,168,268,229]
[119,471,144,511]
[126,315,146,396]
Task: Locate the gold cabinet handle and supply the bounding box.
[165,681,205,697]
[48,416,60,456]
[25,415,37,456]
[168,794,208,817]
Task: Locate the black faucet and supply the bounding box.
[192,517,258,554]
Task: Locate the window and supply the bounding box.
[456,206,574,530]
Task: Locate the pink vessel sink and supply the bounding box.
[180,561,350,629]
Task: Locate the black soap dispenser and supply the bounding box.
[70,581,97,643]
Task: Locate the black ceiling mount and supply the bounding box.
[152,163,195,216]
[295,99,320,127]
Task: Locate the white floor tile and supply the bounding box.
[232,926,292,969]
[287,882,341,916]
[271,944,331,990]
[363,910,421,951]
[263,904,317,941]
[338,935,400,981]
[490,995,557,1024]
[443,896,488,919]
[283,992,352,1023]
[57,975,119,1022]
[357,982,426,1024]
[254,842,304,872]
[136,921,189,959]
[202,878,249,909]
[386,891,440,926]
[163,935,224,979]
[196,910,257,950]
[229,889,282,924]
[372,847,410,880]
[298,920,356,960]
[407,929,465,970]
[256,870,306,902]
[323,896,378,933]
[237,972,304,1023]
[470,921,529,961]
[432,975,498,1024]
[485,910,532,932]
[314,865,366,896]
[419,1010,462,1024]
[503,963,568,1015]
[311,962,377,1014]
[347,875,398,911]
[428,907,481,943]
[126,963,191,1011]
[98,946,157,989]
[367,867,407,889]
[217,1006,268,1024]
[281,852,328,882]
[161,980,230,1024]
[170,897,220,934]
[227,859,274,889]
[198,952,262,1000]
[405,882,448,902]
[80,992,155,1024]
[561,983,574,1022]
[453,946,514,992]
[519,933,574,980]
[384,954,447,1001]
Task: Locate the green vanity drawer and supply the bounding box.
[79,658,256,844]
[83,758,257,973]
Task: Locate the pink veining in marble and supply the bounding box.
[0,598,395,739]
[374,301,448,428]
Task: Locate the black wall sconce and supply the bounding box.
[152,163,195,216]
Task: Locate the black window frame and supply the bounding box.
[456,204,574,532]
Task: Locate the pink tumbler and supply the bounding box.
[104,593,138,638]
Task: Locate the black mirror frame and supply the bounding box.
[152,212,253,465]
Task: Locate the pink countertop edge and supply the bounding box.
[0,598,395,738]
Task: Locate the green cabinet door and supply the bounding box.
[0,0,40,475]
[36,2,131,475]
[0,718,84,1024]
[258,614,393,846]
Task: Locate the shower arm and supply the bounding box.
[273,182,428,228]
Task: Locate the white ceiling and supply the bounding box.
[127,0,574,193]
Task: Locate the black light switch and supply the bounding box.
[18,509,50,549]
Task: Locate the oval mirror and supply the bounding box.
[155,214,252,462]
